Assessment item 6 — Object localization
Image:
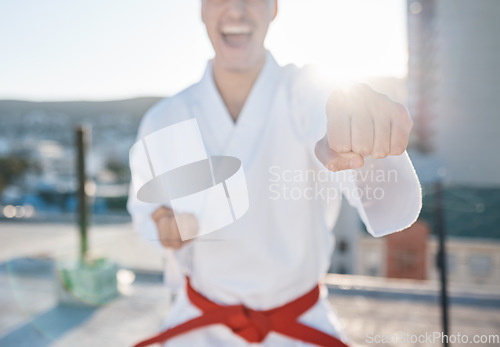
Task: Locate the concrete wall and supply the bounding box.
[434,0,500,186]
[408,0,500,186]
[357,235,500,287]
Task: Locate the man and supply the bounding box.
[127,0,422,346]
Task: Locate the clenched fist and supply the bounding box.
[151,206,198,249]
[315,83,413,172]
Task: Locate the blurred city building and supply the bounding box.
[0,98,159,218]
[358,232,500,287]
[408,0,500,185]
[334,0,500,288]
[1,1,499,286]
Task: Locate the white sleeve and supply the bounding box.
[340,153,422,237]
[126,183,162,250]
[126,99,191,292]
[126,103,165,251]
[290,66,422,237]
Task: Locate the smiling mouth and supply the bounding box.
[220,24,252,48]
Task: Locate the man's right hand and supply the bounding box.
[151,206,185,249]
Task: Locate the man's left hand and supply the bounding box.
[315,83,413,172]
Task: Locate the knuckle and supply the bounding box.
[392,103,407,118]
[353,82,372,93]
[352,145,371,155]
[395,102,408,114]
[391,145,406,155]
[377,92,390,104]
[393,104,413,128]
[371,151,388,159]
[330,143,350,153]
[392,122,412,140]
[157,216,171,229]
[152,206,172,221]
[407,116,414,129]
[326,91,346,109]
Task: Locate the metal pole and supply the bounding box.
[435,180,449,346]
[76,126,88,264]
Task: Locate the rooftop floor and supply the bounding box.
[1,222,499,346]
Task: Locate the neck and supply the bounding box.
[212,55,266,122]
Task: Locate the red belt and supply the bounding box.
[134,278,348,347]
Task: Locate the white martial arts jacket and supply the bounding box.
[127,52,422,346]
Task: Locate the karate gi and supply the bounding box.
[127,52,422,346]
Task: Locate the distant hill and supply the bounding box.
[0,97,163,121]
[0,77,407,118]
[0,97,165,163]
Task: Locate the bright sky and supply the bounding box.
[0,0,407,101]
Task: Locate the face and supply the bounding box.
[202,0,278,72]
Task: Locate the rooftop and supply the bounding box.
[1,222,499,346]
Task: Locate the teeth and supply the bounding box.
[221,25,251,35]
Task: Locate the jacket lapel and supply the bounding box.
[189,52,283,171]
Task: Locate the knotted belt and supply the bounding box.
[134,278,348,347]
